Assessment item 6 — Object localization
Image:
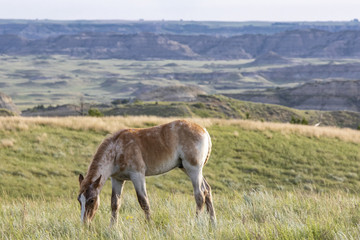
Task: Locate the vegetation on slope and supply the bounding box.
[104,95,360,129]
[1,116,359,196]
[1,116,360,239]
[0,108,15,116]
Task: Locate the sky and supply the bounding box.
[0,0,359,22]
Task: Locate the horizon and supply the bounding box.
[0,18,359,23]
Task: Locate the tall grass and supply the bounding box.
[1,116,360,196]
[1,116,360,239]
[1,190,360,239]
[1,116,360,143]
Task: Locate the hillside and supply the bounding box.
[1,19,360,39]
[245,51,292,66]
[0,109,15,116]
[137,85,206,101]
[227,80,360,112]
[1,20,360,116]
[1,117,360,239]
[1,55,360,114]
[21,95,360,129]
[1,116,359,198]
[1,29,360,59]
[257,63,360,83]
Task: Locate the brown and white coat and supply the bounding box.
[78,120,215,224]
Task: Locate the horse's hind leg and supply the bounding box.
[182,165,206,216]
[182,166,216,222]
[111,178,125,225]
[202,178,216,222]
[130,172,151,221]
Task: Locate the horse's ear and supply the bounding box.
[92,175,102,189]
[79,174,84,185]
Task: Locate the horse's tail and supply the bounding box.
[203,128,212,166]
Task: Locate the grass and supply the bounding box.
[192,95,360,129]
[0,109,15,117]
[1,116,360,239]
[2,190,360,239]
[92,94,360,129]
[1,116,360,143]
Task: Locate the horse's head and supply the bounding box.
[78,174,102,224]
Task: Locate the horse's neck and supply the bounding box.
[96,161,114,190]
[87,141,117,190]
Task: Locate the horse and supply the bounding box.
[77,120,216,224]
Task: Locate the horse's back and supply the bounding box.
[131,120,210,176]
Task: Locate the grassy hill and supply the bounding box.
[1,116,360,239]
[103,95,360,129]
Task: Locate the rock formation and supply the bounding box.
[226,80,360,112]
[0,92,19,115]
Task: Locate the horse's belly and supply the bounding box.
[144,155,180,176]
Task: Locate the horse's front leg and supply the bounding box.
[111,178,125,225]
[130,172,151,221]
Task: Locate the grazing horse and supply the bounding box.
[77,120,216,224]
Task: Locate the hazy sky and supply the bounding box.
[0,0,359,21]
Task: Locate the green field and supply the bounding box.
[1,116,360,239]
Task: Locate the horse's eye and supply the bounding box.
[88,199,95,204]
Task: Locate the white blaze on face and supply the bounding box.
[80,193,86,222]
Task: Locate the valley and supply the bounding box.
[0,20,360,130]
[0,55,359,128]
[1,20,360,239]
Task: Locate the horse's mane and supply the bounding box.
[79,130,123,193]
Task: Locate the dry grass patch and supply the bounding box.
[1,116,359,143]
[0,138,15,148]
[36,133,48,143]
[215,119,360,143]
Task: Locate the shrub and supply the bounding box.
[34,104,45,110]
[290,116,299,124]
[133,99,143,105]
[192,103,206,109]
[88,108,103,117]
[290,116,308,125]
[111,99,130,105]
[301,117,308,125]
